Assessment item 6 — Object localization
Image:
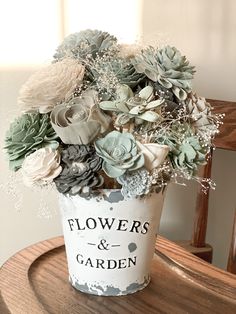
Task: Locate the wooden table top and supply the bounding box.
[0,236,235,314]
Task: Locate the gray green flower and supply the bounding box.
[54,145,103,197]
[99,85,163,126]
[5,113,59,171]
[155,124,208,176]
[132,46,195,100]
[95,131,144,178]
[53,29,117,61]
[117,168,152,198]
[173,136,207,175]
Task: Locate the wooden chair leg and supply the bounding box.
[227,209,236,274]
[191,149,213,262]
[176,150,213,263]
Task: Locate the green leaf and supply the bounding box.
[139,86,153,100]
[99,101,118,111]
[115,113,131,126]
[139,111,160,122]
[146,99,163,109]
[116,102,130,113]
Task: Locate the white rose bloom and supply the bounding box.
[18,58,85,113]
[21,148,62,187]
[137,142,169,171]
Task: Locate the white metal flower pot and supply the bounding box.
[59,190,165,296]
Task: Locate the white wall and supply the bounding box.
[0,69,62,265]
[1,0,236,269]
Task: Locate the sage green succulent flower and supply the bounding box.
[54,29,117,61]
[132,46,195,100]
[99,85,163,126]
[155,123,207,176]
[173,136,207,175]
[5,113,59,171]
[95,131,144,178]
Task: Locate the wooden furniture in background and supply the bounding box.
[176,99,236,272]
[0,236,236,314]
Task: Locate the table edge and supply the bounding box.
[0,236,235,313]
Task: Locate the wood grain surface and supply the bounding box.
[227,209,236,274]
[208,99,236,151]
[0,236,235,314]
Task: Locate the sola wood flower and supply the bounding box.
[132,46,195,100]
[54,145,103,197]
[100,85,163,126]
[137,142,169,171]
[21,147,62,187]
[117,168,152,199]
[4,113,59,171]
[54,29,117,60]
[18,58,85,113]
[186,93,218,138]
[50,90,111,145]
[173,136,207,176]
[95,131,144,178]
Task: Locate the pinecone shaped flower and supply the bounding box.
[132,46,195,100]
[186,93,217,134]
[54,145,103,197]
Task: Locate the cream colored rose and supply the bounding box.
[18,58,85,114]
[137,142,169,171]
[21,147,62,187]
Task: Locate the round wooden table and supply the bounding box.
[0,236,235,313]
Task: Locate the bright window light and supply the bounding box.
[64,0,142,44]
[0,0,62,67]
[0,0,142,67]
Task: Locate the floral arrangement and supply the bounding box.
[4,30,222,199]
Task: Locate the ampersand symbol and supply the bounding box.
[98,239,109,250]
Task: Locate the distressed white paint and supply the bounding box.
[59,190,165,296]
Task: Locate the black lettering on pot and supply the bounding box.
[76,255,137,269]
[76,254,84,264]
[118,259,127,269]
[86,218,97,229]
[117,219,128,231]
[107,259,117,269]
[85,258,94,267]
[141,222,150,234]
[130,220,142,233]
[75,218,85,230]
[98,217,115,230]
[128,256,137,267]
[96,259,105,269]
[68,219,75,231]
